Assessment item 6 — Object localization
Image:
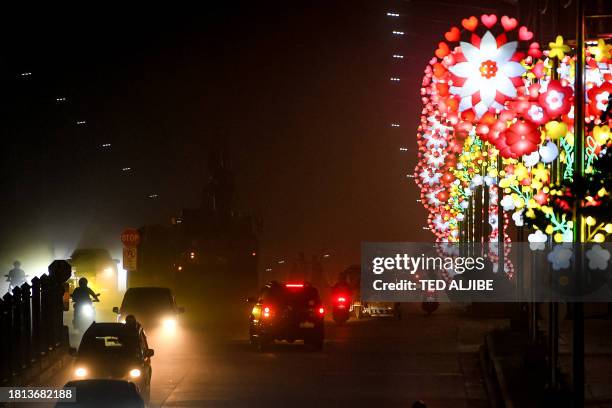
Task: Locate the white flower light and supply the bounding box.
[527,105,545,122]
[586,245,610,270]
[596,91,610,111]
[545,91,564,111]
[512,210,524,227]
[528,230,547,251]
[449,31,526,117]
[522,151,540,167]
[547,245,573,270]
[501,195,515,211]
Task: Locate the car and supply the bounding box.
[248,281,325,351]
[69,248,120,292]
[55,379,144,408]
[113,287,184,332]
[70,323,153,402]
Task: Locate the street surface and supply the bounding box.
[35,305,506,408]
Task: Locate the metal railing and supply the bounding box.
[0,261,71,384]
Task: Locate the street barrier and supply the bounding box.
[0,261,71,384]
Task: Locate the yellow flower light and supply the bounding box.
[545,225,554,235]
[542,206,553,215]
[545,121,568,140]
[514,164,528,181]
[586,216,597,226]
[593,233,605,243]
[549,36,571,59]
[554,233,564,243]
[588,39,612,62]
[593,125,611,145]
[514,198,525,209]
[605,224,612,234]
[532,164,549,182]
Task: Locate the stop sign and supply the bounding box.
[120,228,140,247]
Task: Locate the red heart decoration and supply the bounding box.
[481,14,497,29]
[461,16,478,32]
[500,16,517,31]
[435,42,450,59]
[518,26,533,41]
[444,27,460,42]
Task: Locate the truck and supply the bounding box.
[341,265,398,319]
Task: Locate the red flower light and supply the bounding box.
[538,80,573,119]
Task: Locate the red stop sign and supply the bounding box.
[121,228,140,247]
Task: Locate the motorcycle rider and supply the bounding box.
[124,314,141,331]
[71,277,100,304]
[71,278,99,332]
[330,273,353,324]
[331,272,352,297]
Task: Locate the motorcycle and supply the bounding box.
[421,289,439,315]
[5,274,28,294]
[73,295,100,334]
[331,293,350,325]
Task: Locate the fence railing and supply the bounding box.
[0,260,71,384]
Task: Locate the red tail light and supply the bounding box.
[286,283,304,288]
[318,307,325,315]
[337,296,347,303]
[262,305,273,318]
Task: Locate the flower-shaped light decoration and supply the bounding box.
[547,244,573,270]
[503,119,541,157]
[587,81,612,118]
[586,245,611,270]
[449,32,526,118]
[528,229,547,250]
[548,36,571,60]
[539,80,573,118]
[587,39,612,63]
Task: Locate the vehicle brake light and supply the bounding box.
[263,306,272,318]
[285,283,304,288]
[318,307,325,315]
[337,296,346,303]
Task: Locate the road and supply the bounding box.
[35,304,506,408]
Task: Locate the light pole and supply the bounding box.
[572,0,585,406]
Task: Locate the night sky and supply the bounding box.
[0,1,518,276]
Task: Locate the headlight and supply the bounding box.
[162,318,177,332]
[81,304,94,318]
[129,368,141,378]
[75,367,87,378]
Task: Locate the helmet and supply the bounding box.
[13,261,21,268]
[125,315,137,327]
[78,277,88,287]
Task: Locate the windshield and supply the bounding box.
[121,289,174,312]
[262,286,320,308]
[79,335,139,356]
